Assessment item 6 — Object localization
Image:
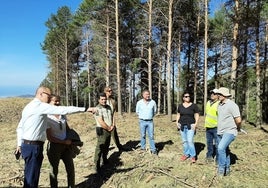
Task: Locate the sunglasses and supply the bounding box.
[183,96,190,98]
[42,92,51,97]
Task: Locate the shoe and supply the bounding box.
[206,157,214,163]
[151,150,158,155]
[225,168,230,176]
[217,172,224,178]
[217,169,225,177]
[191,157,196,163]
[180,155,189,161]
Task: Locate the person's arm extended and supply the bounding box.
[39,102,85,115]
[86,107,97,113]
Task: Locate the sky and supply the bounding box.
[0,0,223,98]
[0,0,82,97]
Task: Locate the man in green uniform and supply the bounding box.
[93,93,115,174]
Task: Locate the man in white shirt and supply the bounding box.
[15,86,88,188]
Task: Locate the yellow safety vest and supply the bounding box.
[204,100,219,128]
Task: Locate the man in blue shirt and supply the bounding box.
[136,90,157,155]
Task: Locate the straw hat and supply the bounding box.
[210,88,219,93]
[218,87,232,97]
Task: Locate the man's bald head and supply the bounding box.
[35,86,51,103]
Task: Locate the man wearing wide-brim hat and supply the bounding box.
[216,87,242,177]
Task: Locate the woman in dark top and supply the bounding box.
[176,91,199,163]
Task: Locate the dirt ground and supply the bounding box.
[1,98,268,188]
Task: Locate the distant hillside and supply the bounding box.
[17,94,34,98]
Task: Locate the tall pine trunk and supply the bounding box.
[255,2,262,127]
[203,0,208,115]
[148,0,153,96]
[231,0,239,99]
[167,0,173,120]
[106,10,110,86]
[115,0,122,115]
[64,33,69,106]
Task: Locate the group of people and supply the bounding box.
[176,87,241,177]
[15,86,128,188]
[15,86,241,187]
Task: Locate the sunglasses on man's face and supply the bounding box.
[184,96,190,98]
[43,92,51,97]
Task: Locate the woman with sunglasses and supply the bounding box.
[176,91,199,163]
[46,94,75,188]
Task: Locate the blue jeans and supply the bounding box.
[21,143,44,188]
[139,119,156,152]
[217,133,235,175]
[180,125,196,157]
[206,127,218,159]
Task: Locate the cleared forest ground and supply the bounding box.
[1,98,268,188]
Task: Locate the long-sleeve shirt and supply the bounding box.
[16,98,85,146]
[136,99,157,120]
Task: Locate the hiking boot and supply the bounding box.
[206,157,214,163]
[180,155,189,161]
[151,150,158,155]
[225,168,230,176]
[191,157,196,163]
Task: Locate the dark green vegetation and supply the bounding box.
[40,0,268,126]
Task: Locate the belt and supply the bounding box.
[140,119,153,121]
[23,139,44,146]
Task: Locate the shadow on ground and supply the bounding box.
[195,142,205,158]
[76,139,175,187]
[76,140,139,188]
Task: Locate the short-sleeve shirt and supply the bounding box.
[94,104,113,128]
[177,103,199,125]
[217,99,241,136]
